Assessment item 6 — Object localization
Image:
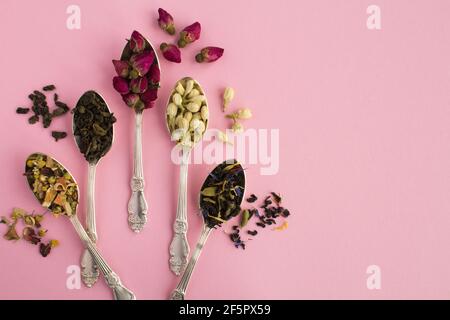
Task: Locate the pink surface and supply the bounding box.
[1,0,450,299]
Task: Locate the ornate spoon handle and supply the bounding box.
[169,148,191,275]
[171,225,212,299]
[81,162,100,287]
[128,111,147,232]
[70,216,136,300]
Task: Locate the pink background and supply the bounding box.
[1,0,450,299]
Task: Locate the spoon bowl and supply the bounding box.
[24,152,135,300]
[171,159,245,299]
[72,90,116,287]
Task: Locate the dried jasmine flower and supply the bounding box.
[16,107,30,114]
[246,194,257,203]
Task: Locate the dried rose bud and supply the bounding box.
[160,43,181,63]
[112,60,129,78]
[122,93,140,108]
[158,8,176,35]
[130,51,155,77]
[113,76,130,94]
[130,77,148,94]
[195,47,224,63]
[140,88,158,109]
[148,63,160,85]
[178,22,201,48]
[130,30,146,53]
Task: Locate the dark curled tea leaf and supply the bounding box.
[247,230,258,236]
[73,91,115,162]
[43,114,52,128]
[51,131,67,141]
[256,222,266,228]
[16,107,30,114]
[230,233,239,242]
[53,93,58,102]
[43,85,56,91]
[28,115,39,124]
[271,192,282,204]
[23,226,40,245]
[281,209,290,217]
[246,194,257,203]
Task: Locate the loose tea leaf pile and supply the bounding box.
[73,91,116,163]
[24,153,78,217]
[229,192,291,249]
[0,208,59,257]
[15,85,70,141]
[199,160,245,229]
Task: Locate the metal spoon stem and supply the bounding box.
[171,225,213,300]
[128,111,148,232]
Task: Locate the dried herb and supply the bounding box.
[199,160,245,229]
[17,86,71,141]
[42,85,56,91]
[51,131,67,142]
[246,194,257,203]
[25,153,78,217]
[229,191,291,249]
[73,91,116,163]
[0,207,59,257]
[16,107,30,114]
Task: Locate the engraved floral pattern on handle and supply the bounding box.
[70,216,136,300]
[128,111,148,232]
[169,148,190,275]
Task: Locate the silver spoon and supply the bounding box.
[24,152,135,300]
[119,35,161,233]
[72,91,115,287]
[170,160,245,299]
[166,77,209,275]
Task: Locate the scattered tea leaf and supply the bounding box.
[51,131,67,142]
[246,194,257,203]
[16,107,30,114]
[39,242,52,257]
[42,85,56,91]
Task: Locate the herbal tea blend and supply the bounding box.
[228,192,291,249]
[72,91,116,163]
[199,161,245,229]
[24,153,78,217]
[0,208,59,257]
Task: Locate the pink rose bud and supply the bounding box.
[113,76,130,94]
[160,43,181,63]
[122,93,140,108]
[112,60,129,78]
[178,22,201,48]
[157,8,176,35]
[130,51,155,77]
[195,47,224,63]
[140,87,158,107]
[148,63,160,85]
[130,77,148,94]
[130,30,146,53]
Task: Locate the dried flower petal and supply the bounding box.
[157,8,176,35]
[178,22,201,48]
[273,221,288,231]
[130,77,148,94]
[38,229,47,237]
[50,239,59,248]
[195,47,224,63]
[160,43,181,63]
[232,122,244,133]
[217,130,233,145]
[130,51,155,77]
[140,88,158,109]
[3,222,20,241]
[113,76,130,95]
[22,226,40,245]
[39,242,51,257]
[112,60,129,78]
[122,93,140,109]
[148,63,160,85]
[130,30,146,53]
